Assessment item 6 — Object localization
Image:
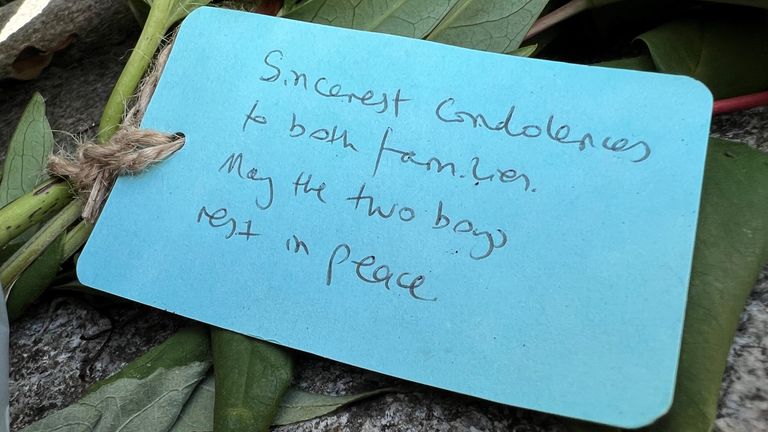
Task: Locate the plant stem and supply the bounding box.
[98,0,174,142]
[713,91,768,115]
[62,220,94,262]
[0,180,71,249]
[1,199,83,296]
[525,0,590,40]
[525,0,623,40]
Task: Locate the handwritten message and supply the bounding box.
[78,8,713,428]
[192,48,656,302]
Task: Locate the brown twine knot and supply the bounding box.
[47,128,184,223]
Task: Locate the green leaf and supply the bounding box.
[21,327,212,432]
[169,375,215,432]
[636,17,768,99]
[424,0,549,52]
[568,138,768,432]
[211,328,293,432]
[593,54,656,72]
[5,234,64,321]
[170,374,398,431]
[283,0,460,39]
[283,0,548,53]
[88,326,212,393]
[273,386,400,426]
[0,92,53,209]
[508,44,537,57]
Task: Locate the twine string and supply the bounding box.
[47,35,183,223]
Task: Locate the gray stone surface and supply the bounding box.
[715,269,768,432]
[9,296,189,430]
[0,1,136,150]
[0,0,135,80]
[1,12,767,432]
[710,110,768,432]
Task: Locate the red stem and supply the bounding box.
[525,0,590,40]
[713,91,768,115]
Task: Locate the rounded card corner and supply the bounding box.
[180,5,218,29]
[613,391,675,429]
[680,76,714,112]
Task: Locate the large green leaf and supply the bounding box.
[637,17,768,99]
[5,234,64,321]
[21,327,212,432]
[88,327,212,393]
[0,92,53,208]
[570,138,768,431]
[169,376,217,432]
[211,328,293,432]
[283,0,548,53]
[170,374,398,430]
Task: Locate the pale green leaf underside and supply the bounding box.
[284,0,548,53]
[274,386,399,425]
[170,374,398,431]
[21,362,210,432]
[425,0,548,53]
[0,92,53,209]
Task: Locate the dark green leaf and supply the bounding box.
[593,54,656,71]
[0,92,53,208]
[170,374,398,430]
[21,327,212,432]
[5,234,63,321]
[88,326,212,393]
[280,0,304,14]
[637,17,768,99]
[283,0,548,53]
[211,328,293,432]
[128,0,151,25]
[0,242,22,266]
[569,138,768,431]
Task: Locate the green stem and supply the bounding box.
[525,0,623,40]
[98,0,175,142]
[62,220,94,262]
[0,179,72,249]
[0,0,177,255]
[1,199,82,296]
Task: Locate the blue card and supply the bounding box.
[78,7,713,428]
